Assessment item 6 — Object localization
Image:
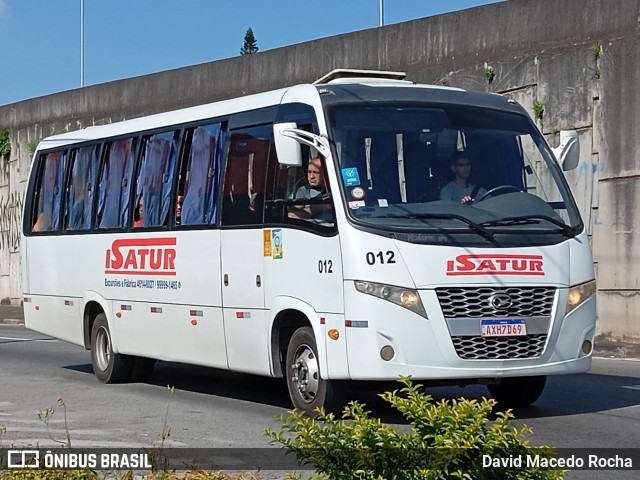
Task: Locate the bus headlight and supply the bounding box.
[565,280,596,316]
[355,281,428,318]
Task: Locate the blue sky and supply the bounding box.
[0,0,503,107]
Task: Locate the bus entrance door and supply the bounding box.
[220,229,269,375]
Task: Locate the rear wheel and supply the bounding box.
[487,375,547,407]
[286,326,345,416]
[90,313,132,383]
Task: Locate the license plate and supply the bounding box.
[481,319,527,337]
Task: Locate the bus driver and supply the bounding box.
[439,151,487,204]
[288,156,331,221]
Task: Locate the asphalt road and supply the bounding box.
[1,320,639,479]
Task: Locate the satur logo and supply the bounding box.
[105,238,176,276]
[446,254,544,276]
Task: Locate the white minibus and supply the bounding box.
[22,70,596,414]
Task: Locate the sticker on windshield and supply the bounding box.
[341,167,361,186]
[351,186,365,200]
[378,199,389,207]
[349,200,366,209]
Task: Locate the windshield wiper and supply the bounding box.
[370,213,500,246]
[481,215,576,237]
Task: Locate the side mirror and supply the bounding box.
[273,123,331,167]
[552,130,580,171]
[273,122,303,167]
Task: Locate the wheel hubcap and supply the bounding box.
[291,344,320,404]
[95,326,111,371]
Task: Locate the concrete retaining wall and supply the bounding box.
[1,0,638,338]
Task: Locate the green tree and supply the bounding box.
[240,27,259,55]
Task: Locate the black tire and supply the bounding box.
[286,326,345,416]
[487,375,547,407]
[90,313,133,383]
[129,357,156,383]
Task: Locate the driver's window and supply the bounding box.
[264,149,336,231]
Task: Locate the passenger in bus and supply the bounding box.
[439,152,487,204]
[133,196,144,227]
[288,156,331,221]
[32,212,49,232]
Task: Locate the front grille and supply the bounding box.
[452,334,547,359]
[436,287,555,360]
[436,287,555,318]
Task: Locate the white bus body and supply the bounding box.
[22,70,596,413]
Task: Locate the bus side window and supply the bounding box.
[65,145,99,231]
[178,123,222,226]
[97,138,137,229]
[32,150,67,233]
[134,131,178,228]
[221,126,271,227]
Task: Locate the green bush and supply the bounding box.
[267,377,565,480]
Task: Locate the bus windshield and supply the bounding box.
[327,104,583,245]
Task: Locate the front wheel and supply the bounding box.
[286,326,345,416]
[90,313,132,383]
[486,375,547,407]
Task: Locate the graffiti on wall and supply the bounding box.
[0,191,22,252]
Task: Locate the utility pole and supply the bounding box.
[379,0,384,27]
[80,0,85,87]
